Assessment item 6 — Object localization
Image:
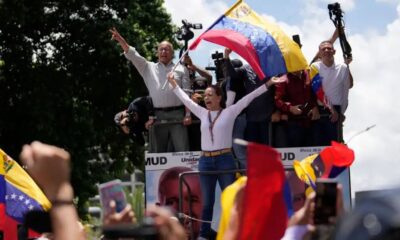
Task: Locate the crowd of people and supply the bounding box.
[14,141,400,240]
[108,25,356,240]
[10,21,392,240]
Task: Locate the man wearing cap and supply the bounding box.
[110,28,190,153]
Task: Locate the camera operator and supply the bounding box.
[114,96,154,146]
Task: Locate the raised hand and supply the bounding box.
[266,74,288,88]
[109,27,129,53]
[20,141,71,202]
[103,200,136,226]
[167,72,177,89]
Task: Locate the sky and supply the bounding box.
[163,0,400,198]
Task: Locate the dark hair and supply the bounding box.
[206,85,225,108]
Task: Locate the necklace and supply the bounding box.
[208,109,223,144]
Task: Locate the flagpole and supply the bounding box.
[162,0,243,90]
[225,0,243,15]
[234,138,249,146]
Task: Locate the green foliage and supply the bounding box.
[0,0,177,217]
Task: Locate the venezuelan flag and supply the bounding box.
[309,64,331,107]
[239,143,292,240]
[0,148,51,239]
[293,141,355,191]
[189,0,308,80]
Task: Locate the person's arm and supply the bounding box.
[340,65,352,114]
[275,82,305,116]
[274,82,291,113]
[20,141,82,240]
[146,205,186,240]
[309,28,339,65]
[229,76,285,116]
[226,90,236,107]
[224,51,243,106]
[103,200,136,226]
[176,66,193,125]
[167,73,205,118]
[110,27,148,76]
[184,54,212,82]
[110,27,129,53]
[348,69,354,89]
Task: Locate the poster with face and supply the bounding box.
[145,151,220,239]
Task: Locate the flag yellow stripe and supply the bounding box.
[1,149,52,210]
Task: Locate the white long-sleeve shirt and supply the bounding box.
[124,46,190,108]
[173,84,268,151]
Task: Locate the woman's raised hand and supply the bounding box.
[167,72,178,89]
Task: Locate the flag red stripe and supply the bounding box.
[190,29,266,79]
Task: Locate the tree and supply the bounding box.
[0,0,178,216]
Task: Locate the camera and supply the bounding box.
[176,19,202,58]
[206,51,225,82]
[328,2,343,21]
[176,19,202,42]
[126,111,137,123]
[327,2,352,61]
[327,2,340,11]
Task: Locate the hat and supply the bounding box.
[231,59,243,68]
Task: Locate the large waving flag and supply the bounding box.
[189,0,308,80]
[0,148,51,239]
[239,143,292,240]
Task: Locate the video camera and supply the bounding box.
[176,19,202,59]
[328,3,342,19]
[206,51,225,82]
[176,19,202,42]
[327,2,352,61]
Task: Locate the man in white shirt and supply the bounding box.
[110,28,190,152]
[311,40,353,145]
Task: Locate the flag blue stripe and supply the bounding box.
[283,180,294,217]
[5,180,44,223]
[0,175,5,204]
[213,17,287,78]
[311,73,322,92]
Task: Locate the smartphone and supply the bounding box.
[99,179,127,216]
[313,179,337,225]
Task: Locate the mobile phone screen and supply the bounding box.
[314,179,337,225]
[99,179,127,215]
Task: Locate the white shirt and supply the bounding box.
[312,61,351,113]
[124,46,190,108]
[173,84,268,151]
[281,225,309,240]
